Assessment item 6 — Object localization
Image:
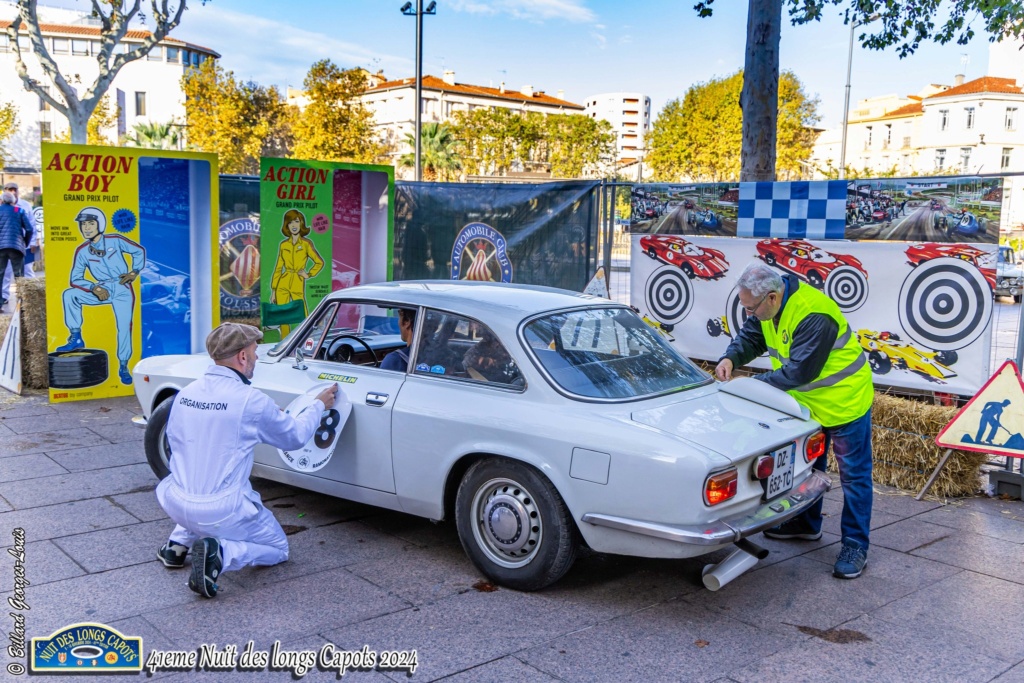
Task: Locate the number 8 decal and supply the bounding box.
[315,409,341,448]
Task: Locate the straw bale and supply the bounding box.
[0,313,9,347]
[17,277,48,389]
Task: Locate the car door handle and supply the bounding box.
[366,392,389,407]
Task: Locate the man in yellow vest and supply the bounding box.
[715,261,874,579]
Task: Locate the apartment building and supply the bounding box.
[583,92,651,179]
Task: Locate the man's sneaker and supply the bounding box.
[833,541,868,579]
[56,330,84,352]
[119,363,133,385]
[187,538,223,598]
[156,541,188,568]
[763,518,823,541]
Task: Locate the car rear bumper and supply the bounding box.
[580,470,832,547]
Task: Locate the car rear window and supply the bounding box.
[523,307,711,400]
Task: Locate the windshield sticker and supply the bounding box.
[430,365,446,374]
[415,363,430,372]
[316,372,357,384]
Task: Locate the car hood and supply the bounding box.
[631,381,817,464]
[997,264,1023,278]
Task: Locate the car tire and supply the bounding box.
[807,271,824,289]
[681,264,695,279]
[455,457,577,591]
[934,350,958,367]
[979,218,988,235]
[48,348,108,389]
[868,350,891,374]
[707,318,723,337]
[144,395,176,480]
[647,247,657,259]
[764,253,776,266]
[1015,294,1022,304]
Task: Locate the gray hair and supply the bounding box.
[737,261,784,298]
[0,191,15,205]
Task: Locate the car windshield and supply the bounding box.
[523,307,711,400]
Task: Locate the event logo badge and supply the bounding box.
[450,222,513,282]
[219,217,261,316]
[31,623,142,672]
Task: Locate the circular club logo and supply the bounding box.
[450,222,513,282]
[219,217,261,315]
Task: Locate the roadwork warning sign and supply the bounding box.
[937,360,1024,457]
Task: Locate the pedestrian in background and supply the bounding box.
[0,190,33,310]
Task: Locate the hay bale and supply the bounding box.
[17,277,48,390]
[0,313,9,348]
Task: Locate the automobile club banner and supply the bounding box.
[631,234,996,396]
[41,143,219,403]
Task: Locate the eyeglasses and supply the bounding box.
[742,292,772,315]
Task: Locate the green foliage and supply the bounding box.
[0,100,18,169]
[291,59,383,164]
[400,122,463,181]
[646,70,818,181]
[542,113,616,178]
[124,120,181,149]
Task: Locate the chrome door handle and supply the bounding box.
[366,392,388,407]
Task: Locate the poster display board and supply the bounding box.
[259,159,394,343]
[218,175,261,321]
[42,143,218,403]
[631,234,995,396]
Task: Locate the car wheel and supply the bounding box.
[647,247,657,259]
[707,317,723,337]
[934,350,958,367]
[868,350,891,374]
[1015,294,1022,304]
[455,458,577,591]
[807,271,824,289]
[764,253,776,266]
[144,395,175,480]
[681,264,695,279]
[48,348,108,389]
[978,218,988,235]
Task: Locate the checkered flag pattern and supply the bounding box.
[738,180,848,239]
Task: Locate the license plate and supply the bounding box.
[765,445,795,500]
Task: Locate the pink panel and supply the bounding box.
[332,170,363,293]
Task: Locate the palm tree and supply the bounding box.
[400,122,462,181]
[124,121,182,150]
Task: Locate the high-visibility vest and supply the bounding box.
[761,282,873,427]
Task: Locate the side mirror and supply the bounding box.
[293,346,308,370]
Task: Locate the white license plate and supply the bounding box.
[765,445,795,500]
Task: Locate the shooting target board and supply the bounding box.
[631,235,995,396]
[277,383,352,472]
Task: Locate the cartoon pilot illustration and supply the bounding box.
[55,206,146,385]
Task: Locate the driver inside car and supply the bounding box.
[463,325,516,382]
[380,308,415,371]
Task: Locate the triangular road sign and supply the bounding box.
[583,266,610,299]
[937,360,1024,457]
[0,300,22,395]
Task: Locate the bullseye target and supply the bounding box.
[825,265,869,313]
[898,257,992,351]
[645,267,693,324]
[726,286,750,339]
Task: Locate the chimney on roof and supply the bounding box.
[521,85,533,97]
[443,70,455,86]
[954,73,965,86]
[557,89,565,100]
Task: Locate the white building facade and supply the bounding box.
[583,92,651,178]
[0,4,218,171]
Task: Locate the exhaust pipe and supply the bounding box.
[701,538,769,591]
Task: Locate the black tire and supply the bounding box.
[764,253,776,266]
[868,350,891,374]
[681,263,695,279]
[807,271,824,289]
[48,348,108,389]
[887,332,901,341]
[707,318,723,337]
[934,350,958,367]
[455,457,577,591]
[1015,294,1022,304]
[978,218,988,235]
[144,395,175,480]
[647,247,657,259]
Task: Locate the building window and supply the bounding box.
[964,107,975,130]
[960,147,972,171]
[865,126,873,150]
[147,46,162,61]
[901,154,910,173]
[1007,107,1018,131]
[166,46,179,63]
[40,122,52,140]
[39,86,50,111]
[115,42,129,54]
[52,37,69,54]
[192,52,200,66]
[939,109,949,131]
[1003,148,1013,170]
[884,124,892,148]
[71,39,89,55]
[935,148,946,171]
[134,91,146,117]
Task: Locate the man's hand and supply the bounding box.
[92,284,110,301]
[316,383,339,410]
[714,358,734,382]
[118,270,138,285]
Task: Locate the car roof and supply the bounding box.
[323,280,615,318]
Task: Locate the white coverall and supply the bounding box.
[156,365,325,572]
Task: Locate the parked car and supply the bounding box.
[905,243,996,293]
[857,329,957,382]
[997,246,1023,303]
[755,238,867,290]
[639,235,730,280]
[133,281,829,591]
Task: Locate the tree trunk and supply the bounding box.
[67,105,90,145]
[740,0,782,182]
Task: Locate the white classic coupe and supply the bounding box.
[133,281,830,591]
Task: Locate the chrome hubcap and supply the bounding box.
[472,477,542,569]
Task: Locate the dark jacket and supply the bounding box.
[0,203,33,254]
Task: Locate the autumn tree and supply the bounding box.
[400,123,462,181]
[291,60,383,163]
[450,107,544,176]
[54,95,120,146]
[694,0,1024,181]
[6,0,195,144]
[541,113,616,178]
[646,70,818,182]
[0,100,18,168]
[182,59,292,174]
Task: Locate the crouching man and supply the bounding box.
[155,322,342,598]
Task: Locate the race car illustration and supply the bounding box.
[905,243,996,291]
[943,209,988,240]
[639,235,729,280]
[929,198,944,211]
[755,239,867,289]
[857,329,957,382]
[706,315,732,338]
[687,208,723,232]
[631,306,676,341]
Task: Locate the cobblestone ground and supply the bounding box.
[2,389,1024,682]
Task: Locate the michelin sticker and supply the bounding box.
[278,383,351,473]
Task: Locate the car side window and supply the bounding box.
[414,310,523,387]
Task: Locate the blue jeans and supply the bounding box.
[798,408,873,550]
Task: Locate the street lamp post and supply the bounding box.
[401,0,436,182]
[839,14,880,180]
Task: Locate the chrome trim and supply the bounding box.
[581,470,831,546]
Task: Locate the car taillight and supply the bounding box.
[805,431,826,462]
[753,455,774,480]
[704,469,738,506]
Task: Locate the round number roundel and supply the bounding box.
[898,257,992,351]
[825,265,869,313]
[645,266,693,324]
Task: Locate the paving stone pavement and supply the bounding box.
[2,390,1023,682]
